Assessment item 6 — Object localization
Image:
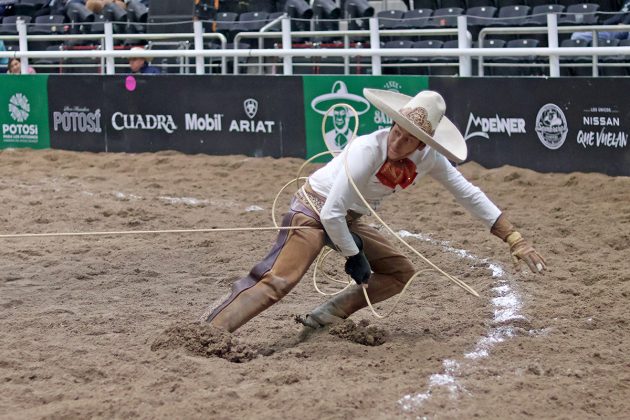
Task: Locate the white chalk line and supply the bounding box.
[395,230,529,415]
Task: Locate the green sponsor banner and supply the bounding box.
[302,75,429,160]
[0,75,50,149]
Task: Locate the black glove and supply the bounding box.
[345,251,371,285]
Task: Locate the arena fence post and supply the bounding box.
[17,18,29,73]
[340,20,350,75]
[282,17,293,75]
[547,13,560,78]
[193,20,205,75]
[104,22,115,75]
[457,15,472,77]
[369,17,381,76]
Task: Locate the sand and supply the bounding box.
[0,148,629,419]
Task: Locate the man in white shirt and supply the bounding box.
[202,89,546,332]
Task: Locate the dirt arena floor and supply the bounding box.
[0,148,629,419]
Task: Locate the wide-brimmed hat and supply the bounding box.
[130,46,151,62]
[363,88,467,163]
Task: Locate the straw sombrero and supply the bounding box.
[363,88,467,163]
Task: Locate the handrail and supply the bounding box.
[1,17,629,77]
[478,23,630,76]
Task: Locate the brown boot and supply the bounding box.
[297,272,410,328]
[201,206,326,333]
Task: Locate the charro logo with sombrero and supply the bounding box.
[310,81,370,152]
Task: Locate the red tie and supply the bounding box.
[376,158,418,189]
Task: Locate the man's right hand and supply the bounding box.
[345,251,371,286]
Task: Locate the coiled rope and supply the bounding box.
[272,102,479,320]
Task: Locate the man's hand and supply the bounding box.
[345,251,371,286]
[507,232,547,273]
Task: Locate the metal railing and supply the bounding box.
[478,23,630,77]
[0,16,629,77]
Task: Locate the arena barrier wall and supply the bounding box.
[46,75,306,158]
[2,75,628,176]
[430,78,630,177]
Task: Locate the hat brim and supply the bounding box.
[363,88,467,163]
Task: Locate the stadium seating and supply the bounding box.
[1,0,627,77]
[377,9,405,29]
[393,8,433,32]
[558,3,600,25]
[522,4,566,26]
[490,38,541,75]
[559,37,593,76]
[0,15,32,35]
[430,38,460,75]
[423,7,464,28]
[382,39,414,74]
[13,0,48,16]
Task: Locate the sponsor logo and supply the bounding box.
[373,81,403,128]
[577,106,627,149]
[9,93,29,122]
[185,113,224,131]
[111,112,177,134]
[535,104,568,150]
[310,81,370,151]
[243,98,258,119]
[2,93,38,143]
[383,80,403,93]
[53,106,102,133]
[464,113,526,141]
[227,98,276,134]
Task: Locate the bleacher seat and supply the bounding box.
[559,37,592,76]
[382,39,414,74]
[0,15,32,35]
[377,9,406,29]
[596,38,627,76]
[522,4,565,26]
[491,38,541,75]
[467,6,498,25]
[29,14,66,35]
[557,0,589,8]
[13,0,47,17]
[229,11,269,43]
[558,3,600,25]
[430,39,459,75]
[28,14,66,50]
[467,6,497,38]
[394,8,433,31]
[424,7,464,28]
[490,5,531,27]
[214,11,238,40]
[32,45,64,74]
[399,39,444,75]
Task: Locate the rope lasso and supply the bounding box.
[284,102,479,320]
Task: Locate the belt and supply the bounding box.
[296,182,326,215]
[296,181,363,223]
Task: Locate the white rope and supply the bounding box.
[0,226,316,239]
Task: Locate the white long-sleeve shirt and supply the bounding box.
[308,128,502,257]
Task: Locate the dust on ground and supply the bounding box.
[0,149,629,419]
